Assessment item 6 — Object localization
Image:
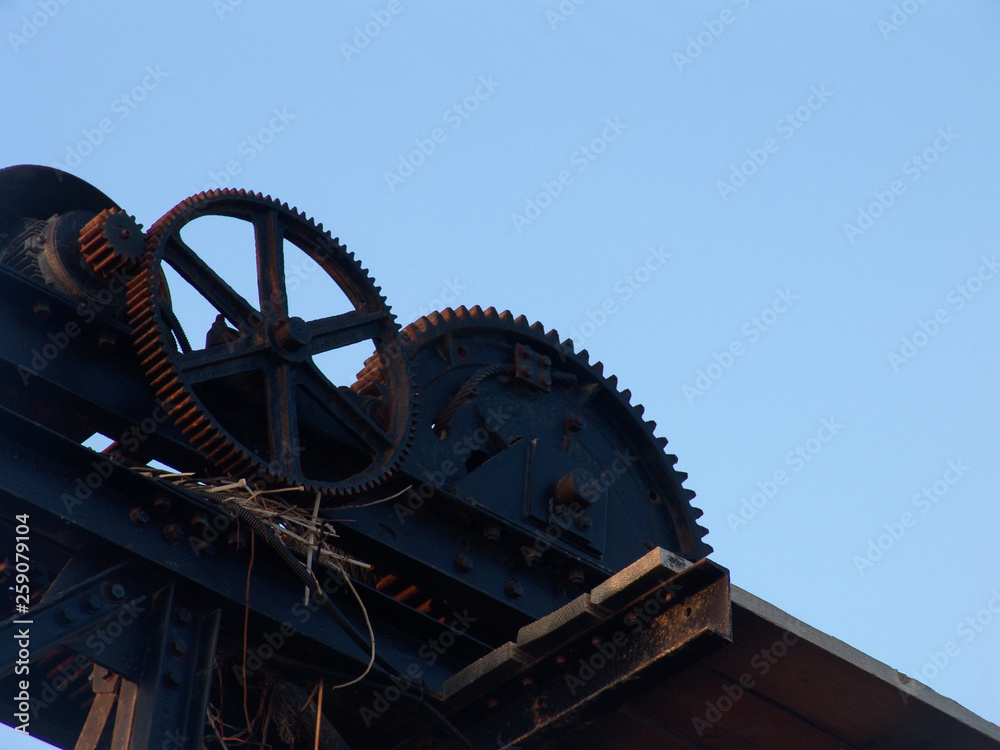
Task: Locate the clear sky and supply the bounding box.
[2,1,999,746]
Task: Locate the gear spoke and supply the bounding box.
[130,189,413,497]
[307,310,389,354]
[264,362,301,476]
[176,338,270,384]
[253,208,288,319]
[163,234,259,329]
[301,365,393,454]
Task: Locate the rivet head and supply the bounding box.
[163,524,184,544]
[164,669,184,687]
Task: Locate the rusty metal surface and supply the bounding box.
[129,188,414,497]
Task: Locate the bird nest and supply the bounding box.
[134,466,372,576]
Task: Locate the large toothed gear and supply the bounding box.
[366,306,711,567]
[79,207,145,279]
[128,189,414,498]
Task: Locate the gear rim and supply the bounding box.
[367,305,711,562]
[128,188,415,497]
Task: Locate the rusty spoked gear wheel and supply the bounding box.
[128,189,414,497]
[376,306,711,565]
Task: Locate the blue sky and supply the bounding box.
[2,1,999,745]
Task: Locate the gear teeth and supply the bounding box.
[129,188,413,499]
[400,304,711,561]
[79,207,145,278]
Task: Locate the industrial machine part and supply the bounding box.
[129,189,414,495]
[0,165,716,749]
[378,305,710,570]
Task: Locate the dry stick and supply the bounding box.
[314,678,324,750]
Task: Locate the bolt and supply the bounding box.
[523,548,542,564]
[163,524,184,544]
[644,540,655,551]
[174,609,193,627]
[522,677,533,688]
[169,639,189,658]
[555,654,567,667]
[591,636,601,647]
[455,554,474,573]
[82,594,103,613]
[540,355,551,367]
[576,515,592,531]
[130,507,150,526]
[190,513,210,531]
[487,697,499,709]
[553,504,569,519]
[483,526,500,542]
[192,539,216,558]
[119,228,131,240]
[505,580,523,599]
[164,669,184,688]
[32,300,51,319]
[228,531,248,551]
[96,331,116,352]
[57,606,78,625]
[108,584,126,602]
[152,496,171,515]
[568,570,585,587]
[564,414,584,433]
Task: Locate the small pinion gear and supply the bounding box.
[79,207,145,278]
